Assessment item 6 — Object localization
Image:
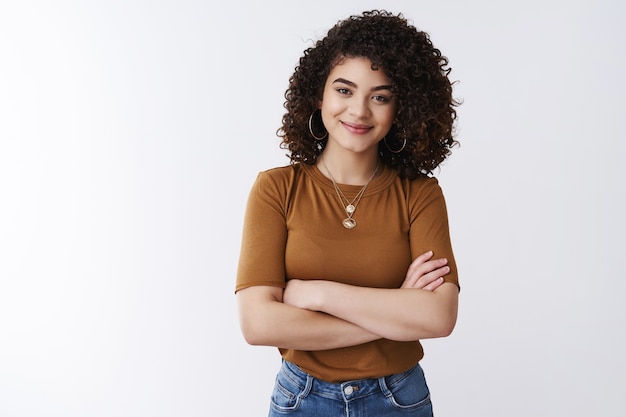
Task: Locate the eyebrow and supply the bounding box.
[332,78,393,92]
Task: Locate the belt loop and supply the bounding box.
[302,373,313,397]
[378,376,392,399]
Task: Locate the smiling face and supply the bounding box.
[319,57,397,159]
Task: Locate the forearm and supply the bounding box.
[312,281,458,341]
[237,287,380,350]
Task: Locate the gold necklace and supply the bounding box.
[321,159,379,229]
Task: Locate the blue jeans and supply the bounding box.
[268,360,433,417]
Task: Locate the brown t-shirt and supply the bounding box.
[236,163,458,382]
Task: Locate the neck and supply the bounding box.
[318,149,380,186]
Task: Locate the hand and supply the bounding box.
[401,251,449,291]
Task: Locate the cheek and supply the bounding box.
[320,101,345,126]
[320,96,343,115]
[377,108,397,128]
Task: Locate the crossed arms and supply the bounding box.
[236,250,458,351]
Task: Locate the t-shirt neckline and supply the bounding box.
[301,162,397,197]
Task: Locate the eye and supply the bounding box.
[372,94,391,104]
[336,88,351,95]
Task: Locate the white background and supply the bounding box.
[1,1,624,416]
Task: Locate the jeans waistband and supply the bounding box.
[281,359,419,402]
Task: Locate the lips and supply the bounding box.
[341,121,373,135]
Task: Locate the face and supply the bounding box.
[319,57,397,157]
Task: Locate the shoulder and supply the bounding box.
[393,174,449,220]
[258,164,298,181]
[398,174,443,199]
[249,164,309,201]
[254,164,304,189]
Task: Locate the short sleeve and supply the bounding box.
[235,171,289,292]
[407,177,460,290]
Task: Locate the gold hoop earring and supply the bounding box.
[308,111,328,140]
[384,136,406,153]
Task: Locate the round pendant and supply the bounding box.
[342,218,357,229]
[345,204,355,214]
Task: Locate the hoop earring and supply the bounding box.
[384,136,406,153]
[308,111,328,140]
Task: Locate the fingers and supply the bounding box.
[404,250,434,278]
[403,264,449,289]
[402,251,449,290]
[423,277,445,291]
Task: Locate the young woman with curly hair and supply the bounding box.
[236,10,460,417]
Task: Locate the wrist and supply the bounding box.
[314,280,343,313]
[307,280,326,312]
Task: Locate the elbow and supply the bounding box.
[435,317,456,338]
[242,333,264,347]
[239,326,257,346]
[409,310,456,340]
[394,315,456,342]
[238,318,269,346]
[240,327,265,346]
[425,285,459,339]
[236,287,283,347]
[430,310,457,338]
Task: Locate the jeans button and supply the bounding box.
[344,386,353,395]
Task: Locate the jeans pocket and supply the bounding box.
[381,364,432,411]
[270,362,311,412]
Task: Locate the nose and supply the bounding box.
[349,97,371,118]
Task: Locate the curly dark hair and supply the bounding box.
[278,10,460,179]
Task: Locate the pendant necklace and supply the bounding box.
[321,159,379,229]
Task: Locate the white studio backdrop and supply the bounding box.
[0,0,624,416]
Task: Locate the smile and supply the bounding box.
[341,121,373,135]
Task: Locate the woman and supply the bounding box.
[236,10,460,417]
